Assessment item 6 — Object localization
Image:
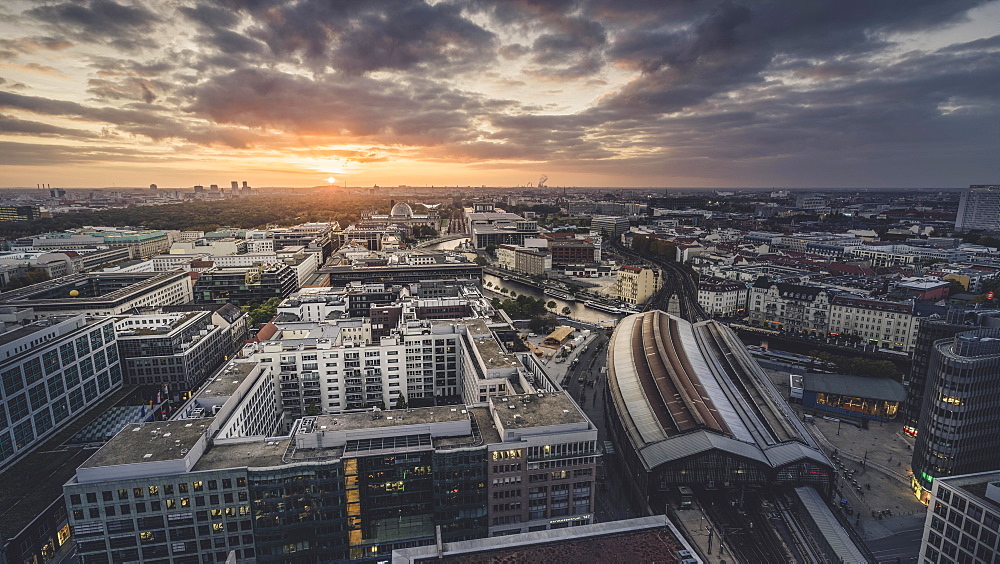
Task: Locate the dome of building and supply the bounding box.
[390,202,414,218]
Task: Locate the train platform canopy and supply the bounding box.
[802,373,905,403]
[606,310,831,474]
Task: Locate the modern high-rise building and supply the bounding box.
[917,469,1000,563]
[911,327,1000,503]
[902,308,1000,436]
[955,185,1000,233]
[0,311,122,469]
[590,215,630,238]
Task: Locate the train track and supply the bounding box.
[699,488,792,563]
[608,239,709,322]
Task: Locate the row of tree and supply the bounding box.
[0,193,469,239]
[808,350,899,379]
[629,235,677,261]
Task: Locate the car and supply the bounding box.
[528,333,537,337]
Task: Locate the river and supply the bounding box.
[424,237,621,326]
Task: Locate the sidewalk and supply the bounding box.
[761,367,926,541]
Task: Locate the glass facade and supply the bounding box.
[250,467,347,563]
[0,317,121,467]
[912,329,1000,503]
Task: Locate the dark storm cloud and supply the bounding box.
[595,0,992,117]
[0,90,265,148]
[3,0,998,186]
[0,140,169,166]
[0,114,99,138]
[26,0,161,50]
[206,0,497,75]
[184,67,509,146]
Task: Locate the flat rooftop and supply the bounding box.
[492,392,587,430]
[192,439,290,471]
[472,336,519,370]
[312,405,470,433]
[80,419,212,468]
[394,516,690,563]
[196,361,258,400]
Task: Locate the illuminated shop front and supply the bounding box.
[800,373,905,423]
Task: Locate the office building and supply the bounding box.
[955,185,1000,233]
[63,364,596,562]
[911,327,1000,503]
[319,249,481,286]
[0,312,121,469]
[917,470,1000,563]
[0,206,43,222]
[0,271,193,318]
[193,264,298,306]
[465,204,541,250]
[267,222,337,261]
[605,311,832,511]
[590,216,629,238]
[545,237,600,265]
[902,308,1000,436]
[115,307,246,394]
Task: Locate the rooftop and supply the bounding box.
[312,405,470,433]
[941,470,1000,514]
[393,515,692,564]
[195,361,259,400]
[79,419,211,468]
[191,439,290,471]
[491,392,587,430]
[802,373,906,402]
[471,335,519,370]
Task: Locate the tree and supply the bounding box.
[393,394,408,410]
[945,279,967,296]
[304,405,322,416]
[4,268,51,290]
[547,300,557,310]
[247,297,282,326]
[561,306,572,316]
[529,315,557,334]
[474,256,488,266]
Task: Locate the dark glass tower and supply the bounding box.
[903,308,1000,435]
[911,327,1000,503]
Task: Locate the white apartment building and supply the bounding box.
[747,281,832,334]
[827,295,919,352]
[697,278,748,317]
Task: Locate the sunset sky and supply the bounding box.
[1,0,999,189]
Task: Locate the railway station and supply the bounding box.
[605,310,835,509]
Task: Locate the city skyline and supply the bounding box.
[1,0,999,189]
